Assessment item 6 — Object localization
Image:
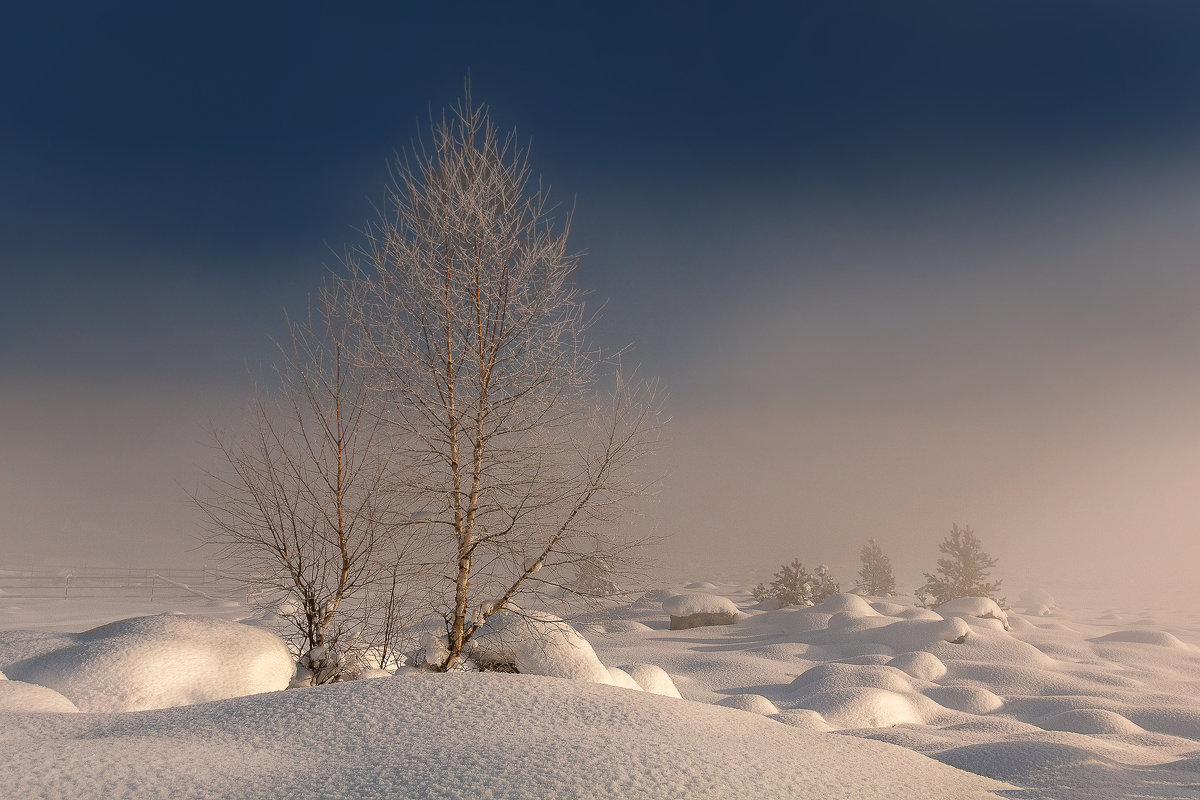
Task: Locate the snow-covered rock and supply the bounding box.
[3,615,294,712]
[663,593,740,629]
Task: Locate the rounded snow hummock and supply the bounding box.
[1089,630,1190,649]
[924,685,1005,715]
[717,693,781,715]
[616,663,682,698]
[0,679,80,713]
[1039,708,1143,735]
[887,651,948,682]
[3,614,294,713]
[935,597,1010,631]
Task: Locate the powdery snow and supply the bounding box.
[3,582,1200,799]
[3,615,293,712]
[0,680,79,713]
[617,663,683,698]
[0,672,1007,800]
[936,596,1011,630]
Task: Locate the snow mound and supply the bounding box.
[797,686,927,729]
[618,663,682,698]
[924,685,1004,714]
[0,680,79,713]
[4,615,293,712]
[1121,706,1200,739]
[472,611,613,685]
[684,581,720,590]
[888,651,948,681]
[607,666,644,691]
[869,601,911,616]
[813,593,881,617]
[1039,708,1143,734]
[662,593,739,617]
[772,708,835,731]
[1090,630,1189,648]
[866,617,971,651]
[717,693,780,715]
[936,740,1109,782]
[0,673,1009,800]
[594,619,652,634]
[936,597,1010,630]
[790,663,915,695]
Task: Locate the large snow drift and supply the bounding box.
[4,615,293,712]
[0,672,1008,800]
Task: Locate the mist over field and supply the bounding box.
[3,4,1200,611]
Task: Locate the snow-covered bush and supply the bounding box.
[752,559,839,607]
[573,555,620,598]
[469,610,614,684]
[857,539,896,596]
[916,524,1003,607]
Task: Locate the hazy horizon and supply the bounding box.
[3,4,1199,608]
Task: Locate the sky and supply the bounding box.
[3,3,1200,603]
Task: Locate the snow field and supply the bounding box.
[582,585,1200,800]
[2,581,1199,799]
[0,672,1007,800]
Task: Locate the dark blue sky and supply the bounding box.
[4,3,1200,593]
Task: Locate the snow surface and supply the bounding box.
[3,581,1200,799]
[0,679,79,713]
[936,597,1011,630]
[3,615,293,712]
[0,672,1006,799]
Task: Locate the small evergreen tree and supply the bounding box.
[916,524,1002,607]
[811,564,840,603]
[752,559,840,607]
[856,538,896,596]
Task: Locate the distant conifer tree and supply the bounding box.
[856,538,896,596]
[752,559,839,607]
[916,524,1002,607]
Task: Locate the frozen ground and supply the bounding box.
[2,573,1198,799]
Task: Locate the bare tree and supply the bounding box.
[345,90,663,670]
[196,283,411,682]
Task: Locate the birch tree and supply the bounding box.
[347,92,662,670]
[197,284,411,680]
